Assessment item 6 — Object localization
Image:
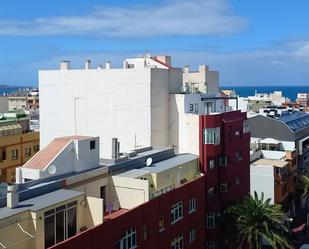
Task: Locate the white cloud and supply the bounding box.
[0,0,247,37]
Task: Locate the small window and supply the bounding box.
[189,229,196,243]
[189,104,194,112]
[90,140,96,150]
[209,160,215,170]
[25,147,31,157]
[207,240,216,249]
[171,234,183,249]
[235,131,240,136]
[235,177,241,185]
[206,212,216,229]
[194,103,199,113]
[33,144,39,152]
[236,151,242,161]
[220,183,229,193]
[159,216,165,232]
[219,155,229,166]
[189,198,196,213]
[11,149,18,160]
[171,201,183,224]
[208,187,215,196]
[143,224,148,240]
[203,127,220,145]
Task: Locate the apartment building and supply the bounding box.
[296,93,309,109]
[0,112,39,183]
[8,89,39,111]
[0,135,204,249]
[249,108,309,171]
[199,110,250,247]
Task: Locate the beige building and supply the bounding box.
[0,136,202,248]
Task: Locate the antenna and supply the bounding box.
[47,165,57,175]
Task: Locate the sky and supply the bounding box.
[1,0,309,86]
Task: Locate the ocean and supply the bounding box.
[220,86,309,102]
[0,85,308,102]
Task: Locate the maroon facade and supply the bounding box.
[199,110,250,246]
[50,175,205,249]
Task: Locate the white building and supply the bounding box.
[39,55,182,158]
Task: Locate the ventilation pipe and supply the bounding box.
[7,185,18,208]
[85,59,91,70]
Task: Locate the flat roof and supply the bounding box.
[0,189,84,220]
[252,158,288,168]
[117,169,150,178]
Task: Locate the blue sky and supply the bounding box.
[1,0,309,86]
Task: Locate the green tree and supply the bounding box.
[223,192,292,249]
[300,175,309,198]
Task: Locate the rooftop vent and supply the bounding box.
[60,60,71,70]
[7,185,18,209]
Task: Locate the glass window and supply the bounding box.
[25,147,31,157]
[44,215,55,248]
[207,240,216,249]
[220,183,229,193]
[118,228,137,249]
[203,128,220,145]
[171,234,183,249]
[206,212,216,229]
[90,140,96,150]
[209,160,215,170]
[189,198,196,213]
[189,229,196,243]
[219,155,229,166]
[235,151,242,161]
[159,216,165,232]
[171,201,183,224]
[11,149,18,160]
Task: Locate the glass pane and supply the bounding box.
[67,207,77,238]
[56,211,65,243]
[44,215,55,248]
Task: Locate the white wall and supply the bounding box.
[39,66,181,158]
[250,165,274,203]
[169,94,199,155]
[111,176,149,209]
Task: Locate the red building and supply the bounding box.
[51,175,205,249]
[199,110,250,248]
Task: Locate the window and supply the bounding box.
[243,122,250,133]
[189,198,196,213]
[206,212,216,229]
[189,104,194,112]
[235,177,241,185]
[194,103,199,113]
[208,187,215,196]
[220,183,229,193]
[25,147,31,157]
[235,130,240,136]
[11,149,18,160]
[34,144,39,152]
[207,240,216,249]
[203,127,220,145]
[1,151,6,161]
[236,151,242,161]
[189,229,196,243]
[100,185,106,211]
[117,228,137,249]
[209,160,215,170]
[90,140,96,150]
[143,225,148,240]
[44,201,77,248]
[171,234,183,249]
[219,155,229,166]
[171,201,183,224]
[159,216,165,232]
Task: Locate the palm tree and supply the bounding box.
[223,191,292,249]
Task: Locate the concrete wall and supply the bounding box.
[0,96,8,113]
[250,165,274,204]
[169,94,199,155]
[85,196,103,227]
[39,67,180,158]
[111,176,149,209]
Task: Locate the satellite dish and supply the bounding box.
[47,165,57,175]
[145,157,152,167]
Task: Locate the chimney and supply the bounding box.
[112,138,119,159]
[7,185,18,208]
[183,65,189,73]
[106,61,111,69]
[123,60,128,69]
[60,60,71,70]
[85,59,91,70]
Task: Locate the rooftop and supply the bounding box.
[23,135,93,170]
[0,189,83,220]
[252,158,289,168]
[279,111,309,132]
